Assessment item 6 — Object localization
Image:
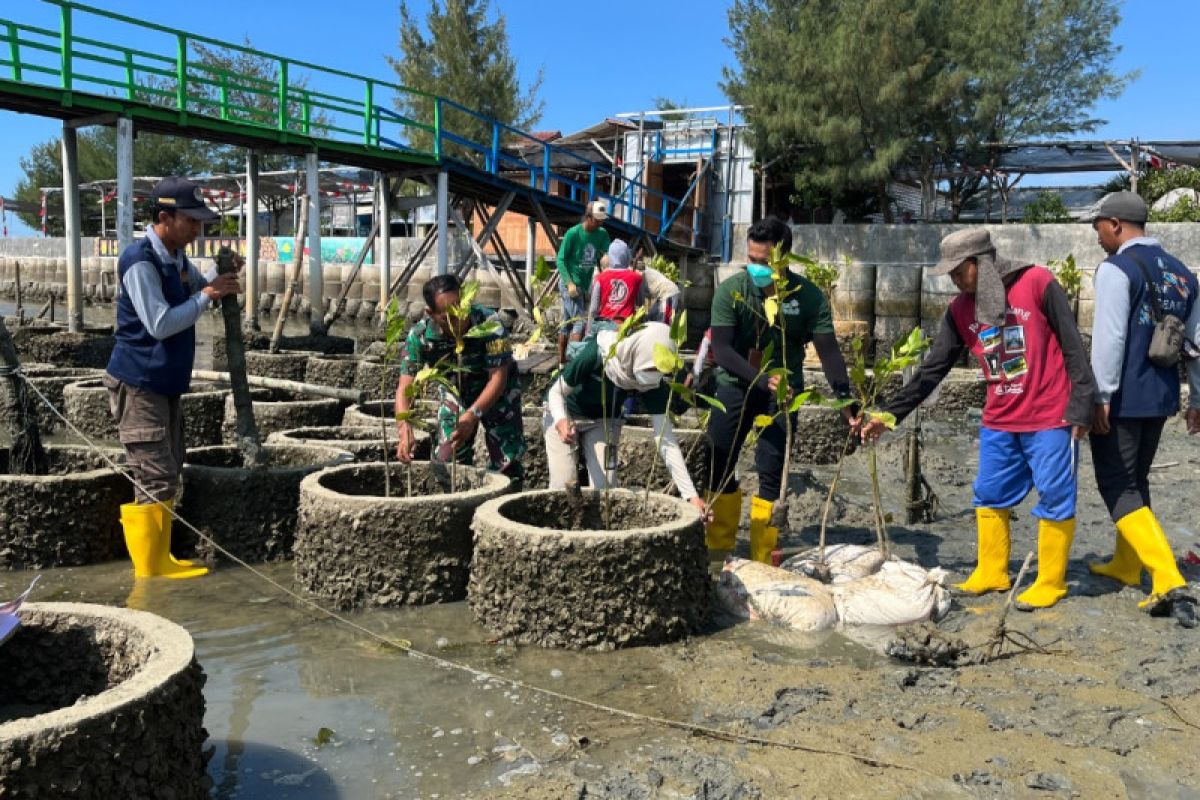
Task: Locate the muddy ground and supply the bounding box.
[484,413,1200,799]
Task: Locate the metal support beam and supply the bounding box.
[61,124,84,333]
[448,201,523,311]
[378,172,392,316]
[244,150,260,328]
[435,168,449,276]
[452,191,514,279]
[305,151,323,328]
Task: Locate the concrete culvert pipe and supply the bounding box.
[243,349,323,382]
[0,602,209,800]
[469,488,709,650]
[353,357,405,400]
[304,353,361,389]
[4,366,103,433]
[0,445,127,569]
[12,326,115,369]
[615,418,709,496]
[295,462,511,610]
[220,389,343,442]
[175,443,351,563]
[267,425,430,462]
[64,380,233,448]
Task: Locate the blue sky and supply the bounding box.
[2,0,1198,235]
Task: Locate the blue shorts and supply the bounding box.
[973,426,1078,521]
[559,280,586,336]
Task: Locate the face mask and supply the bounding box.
[633,369,661,390]
[746,263,774,288]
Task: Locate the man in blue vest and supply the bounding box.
[105,177,241,579]
[1087,190,1200,627]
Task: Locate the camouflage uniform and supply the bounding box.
[400,304,526,480]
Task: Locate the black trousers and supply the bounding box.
[703,383,794,502]
[1088,416,1167,522]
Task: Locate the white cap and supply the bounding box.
[587,199,609,220]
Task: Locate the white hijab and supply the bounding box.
[595,322,675,391]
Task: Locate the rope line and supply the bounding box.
[16,373,923,774]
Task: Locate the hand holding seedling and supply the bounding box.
[450,410,480,447]
[395,419,417,463]
[689,496,712,523]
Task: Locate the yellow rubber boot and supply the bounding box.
[1015,518,1075,610]
[705,489,742,554]
[154,499,196,568]
[1115,507,1187,610]
[954,508,1012,595]
[749,496,779,564]
[1087,528,1142,586]
[121,502,208,580]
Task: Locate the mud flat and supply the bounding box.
[469,488,709,650]
[295,463,510,609]
[0,602,208,799]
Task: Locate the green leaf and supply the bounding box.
[534,254,552,283]
[314,727,335,747]
[394,410,417,422]
[669,308,688,346]
[824,397,856,410]
[697,393,726,412]
[652,342,681,374]
[753,413,775,428]
[465,320,502,338]
[763,295,779,326]
[869,410,897,429]
[760,340,775,366]
[787,391,814,412]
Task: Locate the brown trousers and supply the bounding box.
[104,375,184,503]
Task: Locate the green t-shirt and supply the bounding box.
[400,304,514,403]
[556,224,611,295]
[556,338,669,421]
[709,269,833,389]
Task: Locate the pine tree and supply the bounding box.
[387,0,543,158]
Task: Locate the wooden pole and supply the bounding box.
[215,247,265,466]
[270,195,309,353]
[191,370,364,403]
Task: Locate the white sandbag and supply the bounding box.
[781,543,886,584]
[717,558,839,632]
[831,560,951,627]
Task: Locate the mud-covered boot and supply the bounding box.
[121,502,208,580]
[749,496,779,564]
[1015,518,1075,611]
[1115,507,1188,612]
[705,489,742,562]
[1087,528,1142,586]
[954,508,1012,595]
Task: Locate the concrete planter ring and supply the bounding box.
[304,354,361,390]
[469,488,710,650]
[5,366,102,432]
[63,379,230,448]
[176,443,352,563]
[267,425,430,462]
[295,462,511,609]
[0,445,127,569]
[221,390,343,442]
[0,602,209,799]
[242,349,324,382]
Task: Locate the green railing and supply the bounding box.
[0,0,439,160]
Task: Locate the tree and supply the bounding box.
[388,0,543,158]
[722,0,1130,221]
[11,37,311,235]
[1022,190,1073,223]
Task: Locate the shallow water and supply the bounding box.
[1,556,884,799]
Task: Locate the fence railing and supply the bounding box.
[1,0,696,246]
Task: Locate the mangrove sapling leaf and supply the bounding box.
[753,414,775,429]
[314,727,335,747]
[869,411,898,429]
[465,320,503,338]
[653,343,682,375]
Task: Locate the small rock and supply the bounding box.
[1025,772,1072,792]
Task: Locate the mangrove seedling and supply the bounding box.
[1050,254,1081,320]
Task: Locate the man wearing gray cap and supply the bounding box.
[1086,190,1199,627]
[862,228,1095,611]
[105,177,241,580]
